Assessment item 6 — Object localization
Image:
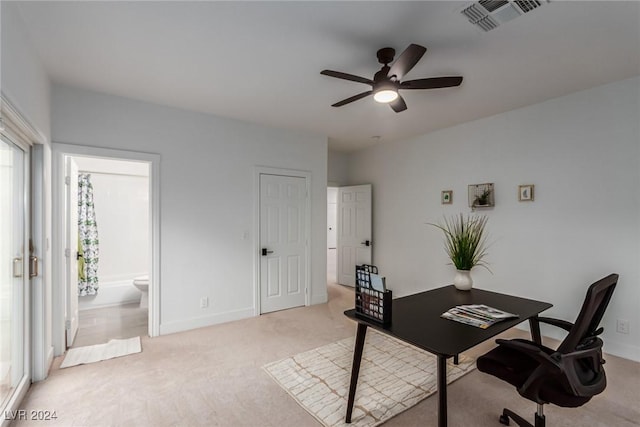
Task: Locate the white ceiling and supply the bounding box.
[15,1,640,152]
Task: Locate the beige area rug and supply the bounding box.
[263,330,475,427]
[60,336,142,369]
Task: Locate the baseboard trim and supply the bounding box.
[603,341,640,362]
[45,346,54,378]
[311,293,328,305]
[159,307,255,335]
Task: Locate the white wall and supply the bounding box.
[1,2,53,380]
[74,156,149,310]
[1,2,51,138]
[52,84,328,334]
[348,77,640,361]
[328,149,350,186]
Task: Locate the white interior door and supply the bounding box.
[0,136,29,413]
[337,184,372,286]
[259,174,307,314]
[65,157,79,347]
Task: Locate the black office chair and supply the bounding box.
[477,273,618,427]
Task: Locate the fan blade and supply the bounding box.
[389,95,407,113]
[400,76,463,90]
[321,70,373,85]
[331,91,373,107]
[388,44,427,81]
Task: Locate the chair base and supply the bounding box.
[498,408,545,427]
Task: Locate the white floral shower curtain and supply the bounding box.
[78,174,99,296]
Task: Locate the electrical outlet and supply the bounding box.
[616,319,630,334]
[200,297,209,309]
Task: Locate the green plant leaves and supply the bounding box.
[428,213,491,272]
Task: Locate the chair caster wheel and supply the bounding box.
[499,414,510,425]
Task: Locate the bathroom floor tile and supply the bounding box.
[72,303,148,348]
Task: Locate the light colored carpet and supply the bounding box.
[60,336,142,368]
[16,284,639,426]
[264,329,475,427]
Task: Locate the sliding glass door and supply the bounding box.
[0,136,29,413]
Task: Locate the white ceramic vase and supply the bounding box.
[454,269,473,291]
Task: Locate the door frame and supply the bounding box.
[52,143,160,356]
[253,166,311,316]
[64,157,79,348]
[0,95,39,417]
[336,184,373,286]
[0,131,31,424]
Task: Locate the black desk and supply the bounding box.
[344,285,552,427]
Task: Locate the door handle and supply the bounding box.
[361,240,371,247]
[13,257,23,277]
[261,248,274,256]
[29,256,39,278]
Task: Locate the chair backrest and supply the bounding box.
[557,274,618,354]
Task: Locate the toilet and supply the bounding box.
[133,275,149,309]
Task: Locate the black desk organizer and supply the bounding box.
[355,264,392,325]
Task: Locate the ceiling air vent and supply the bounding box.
[461,0,548,32]
[479,0,509,12]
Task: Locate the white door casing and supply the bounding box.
[327,187,338,249]
[259,173,307,314]
[65,157,79,347]
[0,135,30,416]
[52,144,160,356]
[337,184,372,287]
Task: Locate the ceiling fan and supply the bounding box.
[321,44,463,113]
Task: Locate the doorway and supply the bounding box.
[65,155,150,348]
[52,144,160,356]
[336,184,372,286]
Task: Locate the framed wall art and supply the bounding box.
[468,183,494,209]
[441,190,453,205]
[519,184,534,201]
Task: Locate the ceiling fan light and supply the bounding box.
[373,89,398,103]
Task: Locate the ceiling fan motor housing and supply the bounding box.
[377,47,396,64]
[374,79,399,94]
[374,66,394,83]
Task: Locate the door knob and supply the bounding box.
[361,240,371,247]
[261,248,274,256]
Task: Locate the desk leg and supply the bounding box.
[529,316,542,345]
[345,323,368,423]
[437,355,447,427]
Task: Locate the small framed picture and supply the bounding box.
[519,185,534,201]
[469,183,494,208]
[441,190,453,205]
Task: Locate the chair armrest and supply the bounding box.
[536,317,574,332]
[497,338,607,399]
[560,338,607,397]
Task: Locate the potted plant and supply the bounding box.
[429,213,491,290]
[474,188,492,207]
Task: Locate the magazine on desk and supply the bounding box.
[360,274,386,314]
[441,304,518,329]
